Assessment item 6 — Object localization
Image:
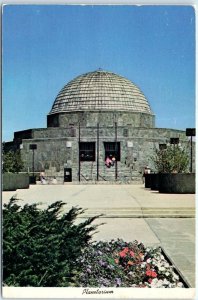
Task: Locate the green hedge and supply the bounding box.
[3,198,101,286]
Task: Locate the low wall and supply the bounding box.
[3,173,30,191]
[159,173,195,194]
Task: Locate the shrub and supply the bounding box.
[3,197,101,287]
[151,145,189,173]
[3,150,24,173]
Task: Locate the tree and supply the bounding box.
[3,197,102,287]
[3,150,24,173]
[151,144,189,173]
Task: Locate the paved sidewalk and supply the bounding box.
[2,184,195,217]
[2,184,195,287]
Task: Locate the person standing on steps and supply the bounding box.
[105,156,112,168]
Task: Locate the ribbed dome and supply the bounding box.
[49,70,152,115]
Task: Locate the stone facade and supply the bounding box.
[12,124,194,183]
[47,111,155,128]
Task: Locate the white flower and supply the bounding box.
[157,262,162,268]
[163,279,170,285]
[160,255,164,260]
[177,282,183,288]
[155,279,163,287]
[150,282,156,287]
[165,272,170,276]
[173,273,179,280]
[128,271,134,276]
[141,262,146,268]
[159,266,165,272]
[164,263,169,268]
[152,259,158,265]
[146,258,151,263]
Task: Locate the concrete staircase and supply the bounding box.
[78,162,142,184]
[78,207,195,218]
[42,161,143,184]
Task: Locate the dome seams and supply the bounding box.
[49,70,153,115]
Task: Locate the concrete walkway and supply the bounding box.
[2,184,195,287]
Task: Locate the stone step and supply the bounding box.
[65,180,142,184]
[77,207,195,218]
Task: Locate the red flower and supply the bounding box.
[119,250,127,258]
[146,270,157,278]
[129,251,135,257]
[146,270,152,277]
[151,271,157,278]
[123,247,129,253]
[119,247,129,258]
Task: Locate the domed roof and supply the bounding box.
[49,70,153,115]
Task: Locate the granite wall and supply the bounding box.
[16,125,194,182]
[47,111,155,128]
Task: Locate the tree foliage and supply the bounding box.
[151,145,189,173]
[3,150,24,173]
[3,197,102,287]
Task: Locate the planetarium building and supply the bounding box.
[6,70,193,183]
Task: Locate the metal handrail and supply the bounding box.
[80,173,89,181]
[98,174,107,181]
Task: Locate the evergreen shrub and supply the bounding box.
[3,150,24,173]
[151,145,189,173]
[3,197,101,287]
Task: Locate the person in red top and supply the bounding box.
[105,156,112,168]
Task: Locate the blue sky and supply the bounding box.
[2,5,195,142]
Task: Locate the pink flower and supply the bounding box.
[119,250,127,258]
[129,251,135,257]
[123,247,129,253]
[119,247,129,257]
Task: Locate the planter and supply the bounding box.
[144,174,151,188]
[159,173,195,194]
[29,176,37,184]
[150,173,159,191]
[3,173,29,191]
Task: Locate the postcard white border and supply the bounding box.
[1,1,197,300]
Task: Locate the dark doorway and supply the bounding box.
[64,168,72,182]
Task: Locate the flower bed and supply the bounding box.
[73,239,184,288]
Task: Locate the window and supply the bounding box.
[79,142,95,161]
[69,124,76,137]
[159,144,167,150]
[123,128,128,137]
[104,142,120,161]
